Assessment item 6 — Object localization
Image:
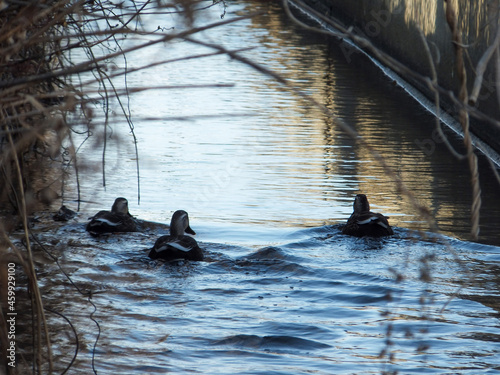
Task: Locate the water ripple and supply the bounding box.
[212,334,331,352]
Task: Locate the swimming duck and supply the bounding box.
[53,205,77,222]
[148,210,204,261]
[86,197,137,236]
[342,194,393,237]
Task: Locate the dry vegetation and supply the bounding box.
[0,1,229,373]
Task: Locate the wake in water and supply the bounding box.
[22,211,499,374]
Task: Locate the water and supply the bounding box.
[30,1,500,374]
[71,1,500,245]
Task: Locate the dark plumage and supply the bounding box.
[53,205,77,222]
[342,194,393,237]
[148,210,204,262]
[86,197,137,236]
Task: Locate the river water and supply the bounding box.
[31,1,500,374]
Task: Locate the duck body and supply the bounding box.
[54,205,77,222]
[342,194,393,237]
[148,234,203,261]
[86,197,137,236]
[148,210,203,262]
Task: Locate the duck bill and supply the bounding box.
[185,225,196,235]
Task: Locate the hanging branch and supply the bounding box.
[445,0,481,240]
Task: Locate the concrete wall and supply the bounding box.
[299,0,500,154]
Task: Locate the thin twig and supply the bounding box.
[445,0,481,240]
[469,14,500,104]
[7,130,53,374]
[417,28,466,160]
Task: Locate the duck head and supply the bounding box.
[353,194,370,213]
[111,197,131,216]
[170,210,196,237]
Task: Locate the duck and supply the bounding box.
[53,205,77,222]
[342,194,394,237]
[148,210,204,261]
[86,197,137,236]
